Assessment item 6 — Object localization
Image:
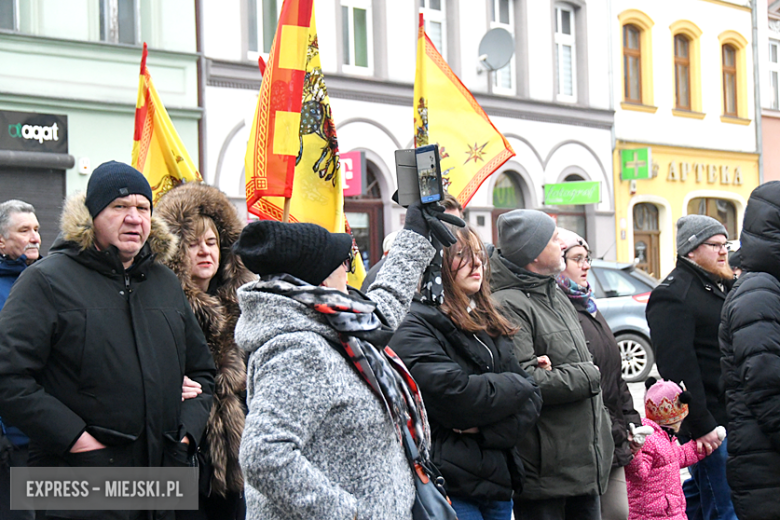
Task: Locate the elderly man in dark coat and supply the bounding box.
[645,214,736,520]
[0,161,215,520]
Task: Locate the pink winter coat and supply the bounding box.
[625,418,706,520]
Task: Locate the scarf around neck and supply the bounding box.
[556,274,598,315]
[253,274,433,464]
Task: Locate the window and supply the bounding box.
[770,40,779,110]
[492,172,525,209]
[618,9,655,110]
[100,0,137,45]
[554,5,576,102]
[623,24,642,103]
[420,0,445,57]
[722,45,737,116]
[341,0,373,74]
[687,197,737,237]
[0,0,15,30]
[674,35,690,110]
[490,0,514,93]
[248,0,280,55]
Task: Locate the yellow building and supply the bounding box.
[613,141,758,279]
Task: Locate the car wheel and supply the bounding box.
[617,333,654,383]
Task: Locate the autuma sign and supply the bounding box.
[544,181,601,205]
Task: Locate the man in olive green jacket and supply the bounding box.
[489,209,613,520]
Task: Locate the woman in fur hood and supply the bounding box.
[156,183,255,520]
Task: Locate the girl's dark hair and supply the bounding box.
[441,225,518,337]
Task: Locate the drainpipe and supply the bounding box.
[753,0,764,184]
[195,0,208,182]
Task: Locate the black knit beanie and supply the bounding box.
[233,220,353,286]
[86,161,153,218]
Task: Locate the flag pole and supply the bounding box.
[282,197,291,223]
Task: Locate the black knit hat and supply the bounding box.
[233,220,353,286]
[86,161,153,218]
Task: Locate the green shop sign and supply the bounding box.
[621,148,652,180]
[544,181,601,205]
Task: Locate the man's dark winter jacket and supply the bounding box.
[0,254,30,447]
[0,193,215,520]
[390,301,542,501]
[489,250,614,500]
[572,301,641,468]
[0,253,26,309]
[646,256,732,440]
[720,181,780,520]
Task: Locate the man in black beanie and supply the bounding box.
[0,161,215,520]
[646,214,737,520]
[489,209,613,520]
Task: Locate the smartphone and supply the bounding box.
[415,144,443,204]
[394,149,419,207]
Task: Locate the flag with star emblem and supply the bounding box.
[414,13,514,207]
[244,0,366,287]
[132,42,202,203]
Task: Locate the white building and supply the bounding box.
[201,0,616,266]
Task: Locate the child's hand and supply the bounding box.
[537,355,552,371]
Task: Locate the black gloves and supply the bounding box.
[401,199,466,247]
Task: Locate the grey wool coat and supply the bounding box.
[236,229,435,520]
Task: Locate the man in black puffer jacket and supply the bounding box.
[720,181,780,520]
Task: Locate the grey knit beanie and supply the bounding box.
[497,210,557,267]
[676,215,728,256]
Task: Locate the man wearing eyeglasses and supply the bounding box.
[645,214,737,520]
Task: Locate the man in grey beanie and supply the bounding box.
[646,214,737,520]
[489,209,613,520]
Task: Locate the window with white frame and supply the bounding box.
[248,0,281,56]
[490,0,515,94]
[100,0,137,44]
[0,0,16,30]
[341,0,373,74]
[554,4,577,102]
[770,40,779,110]
[1,0,137,44]
[420,0,446,58]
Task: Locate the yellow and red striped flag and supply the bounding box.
[244,0,366,287]
[131,43,202,202]
[414,13,514,207]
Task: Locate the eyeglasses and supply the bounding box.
[343,248,357,274]
[454,248,487,265]
[701,242,730,252]
[566,255,592,267]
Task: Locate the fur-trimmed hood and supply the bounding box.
[52,191,177,268]
[155,183,254,498]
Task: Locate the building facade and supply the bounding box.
[201,0,617,267]
[0,0,200,253]
[611,0,759,279]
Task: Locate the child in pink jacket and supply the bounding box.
[625,378,713,520]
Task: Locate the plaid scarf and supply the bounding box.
[253,274,432,463]
[556,274,598,316]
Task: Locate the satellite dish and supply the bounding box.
[478,28,514,71]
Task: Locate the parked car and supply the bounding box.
[588,259,659,383]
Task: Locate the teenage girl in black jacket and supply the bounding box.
[390,225,542,520]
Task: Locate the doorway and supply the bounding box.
[633,203,660,278]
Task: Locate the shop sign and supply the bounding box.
[544,181,601,205]
[0,110,68,154]
[341,150,365,196]
[664,161,743,185]
[621,148,652,180]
